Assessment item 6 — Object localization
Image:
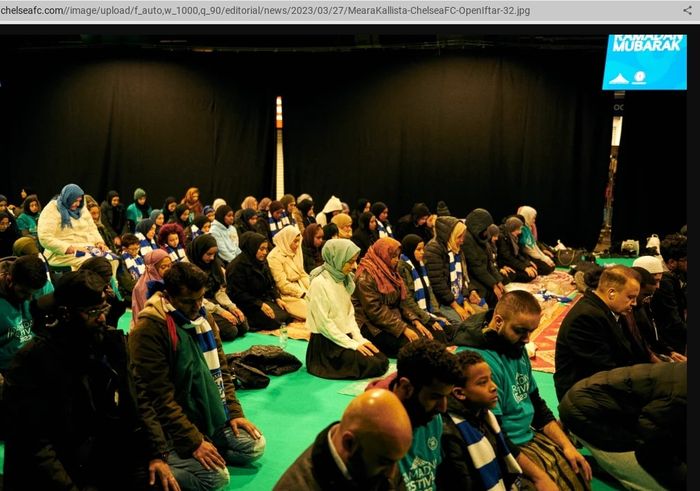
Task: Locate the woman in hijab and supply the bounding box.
[16,195,42,239]
[135,218,158,256]
[350,198,371,232]
[130,249,172,328]
[169,203,191,230]
[0,212,20,258]
[301,223,324,274]
[496,216,538,283]
[210,205,242,265]
[149,209,165,237]
[125,188,152,233]
[294,198,316,234]
[181,187,204,220]
[37,183,114,271]
[331,213,353,239]
[516,205,556,275]
[370,202,394,238]
[266,225,310,321]
[423,216,479,325]
[398,234,453,344]
[234,208,259,238]
[315,195,343,227]
[186,234,249,341]
[161,196,178,224]
[225,231,292,331]
[100,190,127,247]
[306,239,388,380]
[351,237,424,357]
[350,211,378,260]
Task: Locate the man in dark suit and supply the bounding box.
[554,265,649,401]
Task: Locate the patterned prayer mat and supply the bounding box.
[529,295,581,373]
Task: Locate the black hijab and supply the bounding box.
[239,231,268,269]
[171,204,190,228]
[162,197,178,223]
[352,212,378,255]
[186,233,225,293]
[400,234,424,270]
[371,202,389,224]
[0,211,20,258]
[215,205,234,226]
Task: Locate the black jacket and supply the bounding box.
[495,225,531,272]
[554,290,651,401]
[274,422,401,491]
[650,271,687,353]
[462,209,503,295]
[3,326,161,491]
[438,397,521,491]
[558,362,686,490]
[423,216,471,307]
[225,251,280,313]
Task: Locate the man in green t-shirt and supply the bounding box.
[0,255,48,374]
[389,339,463,491]
[457,290,593,490]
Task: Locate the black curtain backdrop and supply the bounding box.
[1,50,276,209]
[282,50,612,249]
[1,41,686,250]
[614,91,687,245]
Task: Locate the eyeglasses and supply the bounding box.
[80,304,111,319]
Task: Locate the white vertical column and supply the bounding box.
[275,96,284,200]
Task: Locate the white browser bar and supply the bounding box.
[0,1,696,24]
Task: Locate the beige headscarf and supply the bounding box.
[331,213,353,238]
[271,225,305,274]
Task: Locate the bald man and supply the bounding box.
[274,388,412,490]
[555,265,648,401]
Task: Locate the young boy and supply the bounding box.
[437,350,523,491]
[116,233,145,302]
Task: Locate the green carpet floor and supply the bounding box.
[0,308,626,490]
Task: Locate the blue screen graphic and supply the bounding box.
[602,35,687,90]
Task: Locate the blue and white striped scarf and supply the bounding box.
[135,232,158,256]
[400,254,434,313]
[164,244,187,263]
[448,251,465,305]
[268,211,291,238]
[190,224,205,243]
[165,303,229,419]
[453,410,522,491]
[122,252,146,280]
[75,247,119,262]
[376,221,393,238]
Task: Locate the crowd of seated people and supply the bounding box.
[0,184,687,490]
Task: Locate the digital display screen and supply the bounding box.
[602,34,687,90]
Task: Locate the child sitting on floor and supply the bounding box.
[116,233,145,302]
[438,349,523,490]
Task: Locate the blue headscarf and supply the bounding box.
[56,183,85,229]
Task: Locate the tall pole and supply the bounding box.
[594,90,624,254]
[275,96,284,200]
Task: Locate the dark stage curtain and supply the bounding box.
[282,51,612,249]
[614,91,687,245]
[0,50,275,210]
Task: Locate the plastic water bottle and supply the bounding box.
[279,322,288,350]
